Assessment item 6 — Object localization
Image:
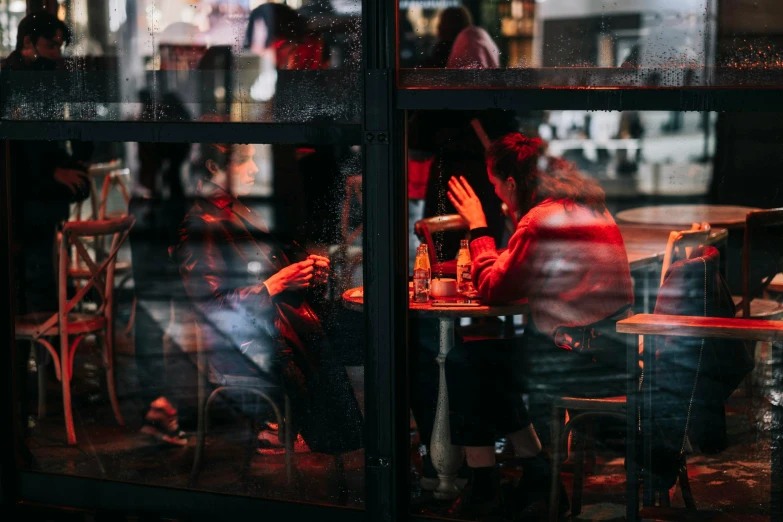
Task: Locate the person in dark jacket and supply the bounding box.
[2,12,91,314]
[175,143,363,455]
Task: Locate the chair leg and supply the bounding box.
[679,464,696,510]
[189,374,209,487]
[584,420,596,475]
[36,344,47,420]
[99,331,125,426]
[124,296,137,338]
[284,394,293,486]
[571,426,586,517]
[549,406,565,522]
[61,340,77,445]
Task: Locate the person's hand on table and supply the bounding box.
[264,259,315,296]
[447,176,487,229]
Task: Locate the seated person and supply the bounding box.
[174,143,363,455]
[445,133,634,518]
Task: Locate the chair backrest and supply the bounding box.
[741,208,783,317]
[413,214,469,266]
[660,222,712,288]
[98,168,131,220]
[33,217,136,338]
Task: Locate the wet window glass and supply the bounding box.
[406,108,781,520]
[9,137,366,506]
[398,0,783,88]
[0,1,361,122]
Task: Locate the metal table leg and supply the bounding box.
[430,317,463,500]
[626,332,640,522]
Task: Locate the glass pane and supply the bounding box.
[406,108,779,519]
[1,1,361,122]
[398,0,783,88]
[9,137,366,506]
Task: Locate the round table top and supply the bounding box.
[616,205,760,229]
[341,287,528,318]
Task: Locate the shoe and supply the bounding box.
[257,422,309,455]
[447,467,505,521]
[628,444,683,492]
[141,397,187,447]
[511,452,569,521]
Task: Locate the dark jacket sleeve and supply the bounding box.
[14,141,89,203]
[176,214,277,358]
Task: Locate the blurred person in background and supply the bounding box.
[2,11,92,315]
[447,18,500,69]
[2,12,92,455]
[421,6,473,68]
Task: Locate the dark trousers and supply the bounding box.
[446,324,630,447]
[128,197,191,417]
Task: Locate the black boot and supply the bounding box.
[510,452,569,521]
[448,466,504,521]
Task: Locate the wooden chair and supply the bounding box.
[548,224,712,520]
[660,223,712,287]
[615,314,783,521]
[70,168,136,335]
[189,321,294,488]
[15,216,135,445]
[413,214,468,277]
[735,209,783,397]
[736,208,783,319]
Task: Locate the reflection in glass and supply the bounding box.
[399,0,783,88]
[0,1,362,122]
[9,138,366,506]
[407,109,776,520]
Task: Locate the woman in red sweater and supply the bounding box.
[446,133,634,518]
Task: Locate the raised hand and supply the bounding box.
[447,176,487,229]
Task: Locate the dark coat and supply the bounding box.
[3,50,92,313]
[654,246,754,454]
[175,182,363,454]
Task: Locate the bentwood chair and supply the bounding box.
[69,168,136,335]
[734,209,783,397]
[548,224,711,520]
[15,216,135,445]
[190,321,294,488]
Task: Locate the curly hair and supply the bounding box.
[487,133,607,216]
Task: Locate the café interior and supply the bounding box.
[1,1,781,521]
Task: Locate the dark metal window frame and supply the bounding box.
[2,0,783,520]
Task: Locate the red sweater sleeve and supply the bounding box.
[470,212,540,304]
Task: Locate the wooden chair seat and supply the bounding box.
[15,312,107,339]
[553,395,627,412]
[767,273,783,293]
[731,296,783,319]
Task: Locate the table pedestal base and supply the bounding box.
[430,317,464,500]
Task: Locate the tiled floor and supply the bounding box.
[20,321,780,521]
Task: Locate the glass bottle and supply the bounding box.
[457,239,473,294]
[413,244,431,303]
